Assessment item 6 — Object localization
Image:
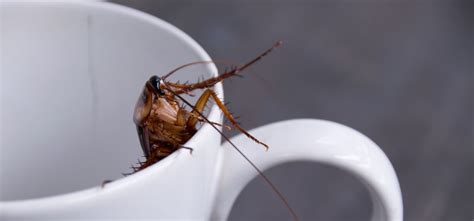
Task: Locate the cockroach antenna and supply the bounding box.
[162,60,238,80]
[131,41,297,220]
[163,80,299,221]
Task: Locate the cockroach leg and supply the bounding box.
[186,87,214,128]
[198,119,232,130]
[178,145,194,154]
[188,89,269,150]
[176,108,187,126]
[101,180,113,188]
[165,41,282,95]
[162,60,239,80]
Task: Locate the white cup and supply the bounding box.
[0,2,403,220]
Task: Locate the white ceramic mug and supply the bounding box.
[0,2,403,220]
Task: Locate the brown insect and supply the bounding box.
[129,41,298,220]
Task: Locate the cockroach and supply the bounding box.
[128,41,298,220]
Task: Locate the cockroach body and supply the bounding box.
[130,42,279,173]
[129,41,298,220]
[132,75,197,171]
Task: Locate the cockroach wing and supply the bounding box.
[133,85,153,125]
[133,85,153,157]
[136,125,151,158]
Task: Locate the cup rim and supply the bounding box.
[0,1,222,206]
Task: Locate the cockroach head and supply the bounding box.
[149,75,165,96]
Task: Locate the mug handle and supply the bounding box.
[211,119,403,221]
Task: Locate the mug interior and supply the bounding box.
[0,2,216,201]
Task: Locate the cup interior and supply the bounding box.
[0,2,215,201]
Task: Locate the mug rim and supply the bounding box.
[0,1,222,206]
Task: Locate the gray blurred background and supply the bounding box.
[111,1,472,220]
